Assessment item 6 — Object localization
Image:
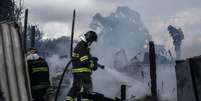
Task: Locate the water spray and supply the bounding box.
[104,67,145,86]
[102,66,149,100]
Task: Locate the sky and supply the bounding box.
[23,0,201,58]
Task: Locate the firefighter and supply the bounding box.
[66,31,100,101]
[27,48,50,101]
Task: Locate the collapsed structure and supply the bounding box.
[168,25,184,60]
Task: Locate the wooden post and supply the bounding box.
[23,9,28,52]
[30,26,35,48]
[149,41,158,101]
[121,85,126,101]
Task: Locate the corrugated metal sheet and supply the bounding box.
[176,56,201,101]
[175,60,196,101]
[189,56,201,100]
[0,23,31,101]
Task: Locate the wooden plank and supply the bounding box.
[149,41,158,101]
[23,9,28,53]
[121,85,126,101]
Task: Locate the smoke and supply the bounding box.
[168,25,184,60]
[113,49,129,70]
[46,54,70,78]
[89,7,152,99]
[90,6,152,63]
[45,54,177,100]
[46,54,72,101]
[156,63,177,101]
[42,45,177,101]
[92,63,177,100]
[40,6,177,101]
[89,6,177,100]
[105,67,149,98]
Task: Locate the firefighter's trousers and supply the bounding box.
[66,73,92,101]
[32,87,48,101]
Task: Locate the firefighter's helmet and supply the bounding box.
[84,31,97,43]
[29,47,38,53]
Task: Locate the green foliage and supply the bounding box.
[26,25,73,58]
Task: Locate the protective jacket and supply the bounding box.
[71,40,97,74]
[66,40,97,101]
[27,57,50,88]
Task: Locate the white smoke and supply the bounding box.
[46,54,70,78]
[90,6,152,62]
[43,6,178,101]
[46,54,72,101]
[156,63,177,101]
[89,6,177,101]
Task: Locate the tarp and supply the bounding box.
[0,23,31,101]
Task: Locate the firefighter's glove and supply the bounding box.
[91,57,98,62]
[90,57,98,71]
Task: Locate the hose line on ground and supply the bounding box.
[54,60,72,101]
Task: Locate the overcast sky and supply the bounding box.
[23,0,201,58]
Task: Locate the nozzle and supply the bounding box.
[97,64,105,69]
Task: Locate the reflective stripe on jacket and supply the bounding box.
[32,67,48,73]
[72,67,91,73]
[72,41,92,74]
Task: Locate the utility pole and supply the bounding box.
[149,41,158,101]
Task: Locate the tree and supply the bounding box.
[0,0,23,22]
